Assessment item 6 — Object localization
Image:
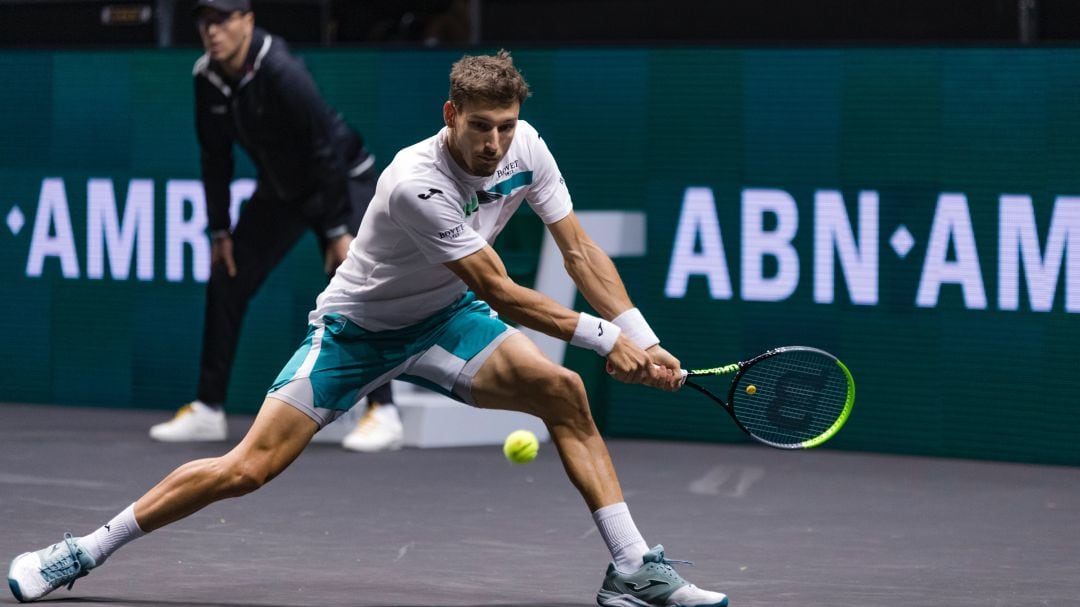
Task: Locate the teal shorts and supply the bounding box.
[267,291,516,428]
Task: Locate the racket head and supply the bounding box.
[725,346,855,449]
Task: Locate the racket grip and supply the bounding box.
[649,364,690,387]
[607,363,687,386]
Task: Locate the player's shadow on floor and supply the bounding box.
[59,599,585,607]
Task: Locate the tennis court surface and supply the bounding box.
[2,403,1078,607]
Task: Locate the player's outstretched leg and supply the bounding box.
[468,334,728,607]
[7,398,317,603]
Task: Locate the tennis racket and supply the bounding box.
[681,346,855,449]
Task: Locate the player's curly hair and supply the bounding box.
[448,49,531,109]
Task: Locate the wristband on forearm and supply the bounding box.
[570,312,621,356]
[612,307,660,350]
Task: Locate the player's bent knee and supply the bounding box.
[536,369,591,426]
[217,458,272,497]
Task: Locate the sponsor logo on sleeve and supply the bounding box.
[438,223,466,240]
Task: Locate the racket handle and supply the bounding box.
[606,363,688,386]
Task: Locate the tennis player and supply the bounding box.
[8,50,728,607]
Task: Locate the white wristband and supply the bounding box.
[612,307,660,350]
[570,312,621,357]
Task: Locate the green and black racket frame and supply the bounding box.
[680,346,855,449]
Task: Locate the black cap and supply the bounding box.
[193,0,251,14]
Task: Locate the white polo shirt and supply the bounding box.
[310,120,573,331]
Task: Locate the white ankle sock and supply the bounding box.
[78,503,146,565]
[592,502,649,572]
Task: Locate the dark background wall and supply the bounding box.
[3,47,1080,465]
[2,3,1079,466]
[2,0,1080,48]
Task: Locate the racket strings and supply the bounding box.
[731,351,850,447]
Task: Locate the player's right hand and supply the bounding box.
[606,337,681,392]
[646,344,682,377]
[212,235,237,278]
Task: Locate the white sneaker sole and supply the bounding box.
[341,437,403,453]
[148,431,227,442]
[597,591,653,607]
[597,589,729,607]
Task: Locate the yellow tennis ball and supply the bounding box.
[746,384,757,395]
[503,430,539,464]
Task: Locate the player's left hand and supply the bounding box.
[324,234,353,276]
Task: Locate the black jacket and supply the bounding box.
[193,27,372,236]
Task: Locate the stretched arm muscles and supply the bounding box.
[546,212,632,319]
[445,235,681,391]
[446,245,580,342]
[546,211,684,384]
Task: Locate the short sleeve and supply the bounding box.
[523,127,573,225]
[389,181,488,264]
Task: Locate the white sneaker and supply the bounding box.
[8,534,96,603]
[148,401,227,442]
[597,545,728,607]
[341,404,403,452]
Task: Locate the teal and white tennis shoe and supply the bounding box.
[597,545,728,607]
[8,534,96,603]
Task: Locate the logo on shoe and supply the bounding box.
[626,579,668,592]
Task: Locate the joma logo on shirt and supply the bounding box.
[439,224,466,240]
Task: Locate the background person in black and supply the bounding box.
[150,0,402,452]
